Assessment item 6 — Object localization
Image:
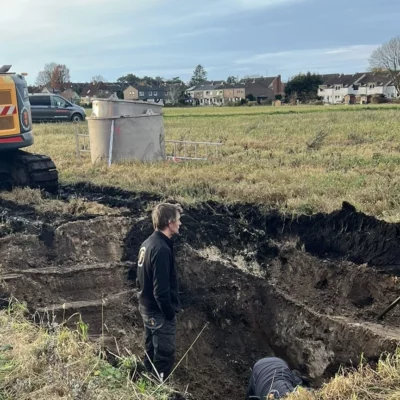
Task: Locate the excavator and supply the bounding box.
[0,65,58,192]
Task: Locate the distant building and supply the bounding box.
[318,72,399,104]
[123,85,139,100]
[60,88,80,103]
[80,82,118,105]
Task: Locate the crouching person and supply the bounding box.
[136,203,183,382]
[246,357,303,399]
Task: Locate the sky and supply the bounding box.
[1,0,399,84]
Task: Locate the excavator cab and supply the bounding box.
[0,65,58,191]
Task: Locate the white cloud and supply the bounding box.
[235,45,379,70]
[233,45,381,80]
[174,27,227,39]
[234,0,306,9]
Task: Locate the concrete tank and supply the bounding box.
[87,113,165,164]
[92,99,163,118]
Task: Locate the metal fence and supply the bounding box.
[74,123,223,163]
[74,122,90,160]
[165,140,222,161]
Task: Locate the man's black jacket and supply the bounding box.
[137,231,181,320]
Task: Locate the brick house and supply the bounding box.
[240,75,285,97]
[80,82,117,105]
[243,81,275,102]
[203,84,224,105]
[123,85,139,100]
[186,82,224,105]
[222,83,246,102]
[137,86,166,102]
[60,88,81,103]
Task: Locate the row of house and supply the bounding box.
[318,72,399,104]
[123,85,169,102]
[28,75,285,106]
[28,82,129,104]
[185,76,285,105]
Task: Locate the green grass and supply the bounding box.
[2,302,400,400]
[0,301,176,400]
[30,104,400,220]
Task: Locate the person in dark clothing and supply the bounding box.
[246,357,303,399]
[136,203,183,382]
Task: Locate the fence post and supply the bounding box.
[75,122,81,160]
[108,119,115,167]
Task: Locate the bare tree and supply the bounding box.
[369,36,400,95]
[166,84,185,105]
[92,75,106,83]
[50,65,70,90]
[35,62,57,86]
[36,62,70,90]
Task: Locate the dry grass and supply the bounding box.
[287,352,400,400]
[2,303,400,400]
[28,105,400,221]
[0,188,125,216]
[0,301,176,400]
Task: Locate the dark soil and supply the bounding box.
[1,184,400,400]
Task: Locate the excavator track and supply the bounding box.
[0,150,58,193]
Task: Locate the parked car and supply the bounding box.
[29,94,86,122]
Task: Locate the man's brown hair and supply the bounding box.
[152,203,183,231]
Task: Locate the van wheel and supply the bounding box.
[71,113,83,122]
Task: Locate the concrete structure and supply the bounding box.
[88,99,165,164]
[92,98,163,118]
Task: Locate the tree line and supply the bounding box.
[35,36,400,102]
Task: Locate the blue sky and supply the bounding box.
[2,0,399,84]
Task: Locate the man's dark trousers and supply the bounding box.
[142,312,176,380]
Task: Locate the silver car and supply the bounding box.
[29,94,86,122]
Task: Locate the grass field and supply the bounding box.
[30,104,400,220]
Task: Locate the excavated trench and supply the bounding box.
[1,184,400,399]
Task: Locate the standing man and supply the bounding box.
[137,203,183,382]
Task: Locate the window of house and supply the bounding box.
[148,92,153,96]
[335,86,340,90]
[320,88,324,92]
[369,84,375,89]
[139,91,144,96]
[154,91,158,96]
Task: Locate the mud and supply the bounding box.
[1,185,400,400]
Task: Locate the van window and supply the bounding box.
[29,96,51,106]
[53,96,68,107]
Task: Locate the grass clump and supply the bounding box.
[0,300,178,400]
[288,352,400,400]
